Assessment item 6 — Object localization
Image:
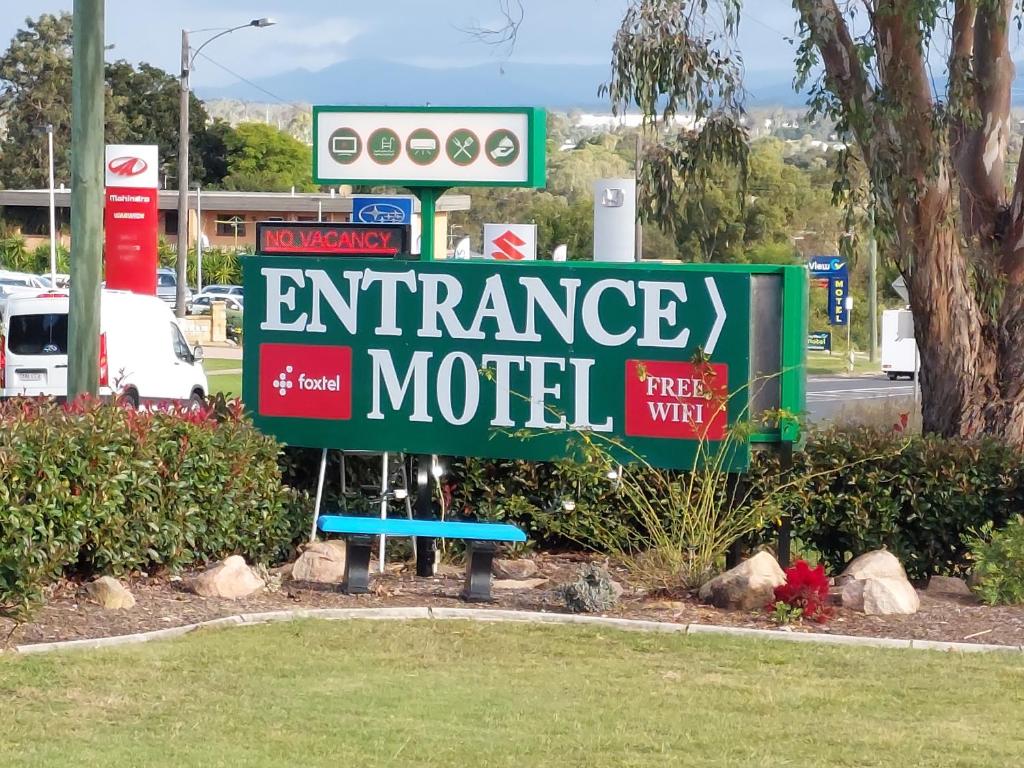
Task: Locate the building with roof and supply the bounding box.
[0,188,471,259]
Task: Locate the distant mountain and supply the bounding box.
[198,59,810,109]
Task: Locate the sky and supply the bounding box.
[1,0,801,88]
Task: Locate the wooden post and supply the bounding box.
[68,0,104,397]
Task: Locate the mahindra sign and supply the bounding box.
[104,144,159,295]
[236,255,813,471]
[104,144,158,189]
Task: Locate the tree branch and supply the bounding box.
[793,0,876,162]
[953,1,1013,245]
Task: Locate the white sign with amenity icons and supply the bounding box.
[314,107,536,186]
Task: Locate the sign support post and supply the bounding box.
[414,187,443,263]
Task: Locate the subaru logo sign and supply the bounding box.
[808,256,847,274]
[351,196,413,226]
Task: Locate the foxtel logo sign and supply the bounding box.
[624,360,728,440]
[258,343,352,420]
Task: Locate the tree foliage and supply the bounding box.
[604,0,1024,442]
[221,122,316,193]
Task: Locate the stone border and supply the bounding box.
[5,607,1023,656]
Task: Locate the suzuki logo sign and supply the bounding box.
[483,223,537,261]
[107,156,149,178]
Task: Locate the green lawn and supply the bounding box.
[806,351,880,376]
[2,620,1022,767]
[202,358,242,373]
[206,372,241,397]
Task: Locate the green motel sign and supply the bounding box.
[242,257,807,471]
[313,106,546,188]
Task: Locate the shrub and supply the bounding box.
[966,516,1024,605]
[768,559,832,623]
[0,397,307,617]
[560,564,620,613]
[754,427,1024,580]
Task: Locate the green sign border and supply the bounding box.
[240,258,807,470]
[312,105,547,189]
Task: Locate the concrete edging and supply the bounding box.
[6,606,1023,656]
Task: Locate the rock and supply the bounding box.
[837,550,906,584]
[493,577,549,591]
[291,541,347,584]
[841,577,919,614]
[863,577,920,615]
[493,558,540,580]
[840,579,866,611]
[926,575,973,597]
[698,551,786,610]
[86,576,135,610]
[188,555,264,599]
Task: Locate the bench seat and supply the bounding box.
[316,514,527,601]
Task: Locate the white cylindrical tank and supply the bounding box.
[592,178,637,262]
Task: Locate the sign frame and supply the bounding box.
[241,257,807,471]
[312,105,547,189]
[255,221,411,258]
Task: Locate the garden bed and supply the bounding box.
[3,553,1023,649]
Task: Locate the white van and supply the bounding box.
[881,308,919,380]
[1,289,208,407]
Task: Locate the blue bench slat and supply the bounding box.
[317,515,527,543]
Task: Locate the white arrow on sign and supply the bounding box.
[705,276,727,354]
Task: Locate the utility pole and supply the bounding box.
[68,0,104,397]
[634,131,643,261]
[175,28,190,318]
[868,206,878,362]
[46,124,58,285]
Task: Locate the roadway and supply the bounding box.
[806,375,917,422]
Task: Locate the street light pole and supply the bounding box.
[175,18,275,317]
[175,28,190,317]
[196,183,203,293]
[46,124,57,285]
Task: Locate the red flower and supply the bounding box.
[769,559,833,623]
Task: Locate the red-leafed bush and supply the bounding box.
[769,559,832,623]
[0,396,307,617]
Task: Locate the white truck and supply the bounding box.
[881,308,919,380]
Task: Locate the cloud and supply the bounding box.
[246,16,368,74]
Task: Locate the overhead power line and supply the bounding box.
[194,51,289,104]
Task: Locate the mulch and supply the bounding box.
[3,553,1023,649]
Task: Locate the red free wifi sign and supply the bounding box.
[624,360,729,441]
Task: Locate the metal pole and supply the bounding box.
[46,124,58,284]
[416,188,441,261]
[317,198,323,222]
[378,451,389,574]
[196,183,203,293]
[847,304,853,374]
[310,448,328,542]
[175,28,190,318]
[868,207,878,362]
[634,131,643,261]
[68,0,104,397]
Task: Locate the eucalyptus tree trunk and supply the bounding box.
[606,0,1024,443]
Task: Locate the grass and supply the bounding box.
[202,358,242,373]
[206,372,241,397]
[2,620,1023,767]
[806,351,880,376]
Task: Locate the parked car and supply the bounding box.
[198,284,243,299]
[188,294,244,314]
[0,289,208,407]
[156,267,193,307]
[0,270,48,318]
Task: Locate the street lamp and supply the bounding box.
[176,17,275,317]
